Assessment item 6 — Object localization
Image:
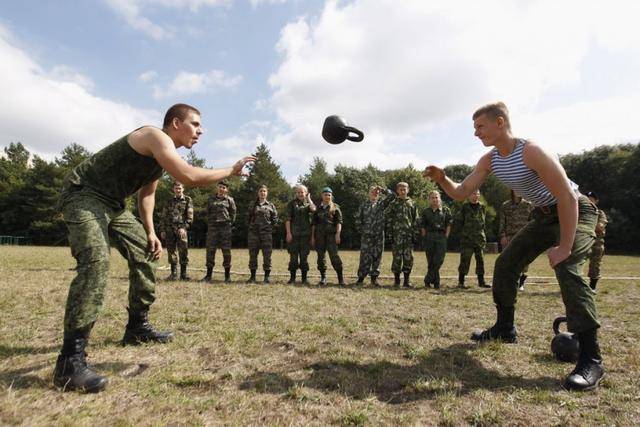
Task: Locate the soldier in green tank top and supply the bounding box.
[54,104,257,394]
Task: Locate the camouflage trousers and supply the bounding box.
[288,233,311,272]
[493,196,599,333]
[166,228,188,265]
[357,233,384,278]
[458,241,485,276]
[206,224,232,269]
[588,242,605,280]
[248,228,273,270]
[424,233,447,284]
[391,238,413,274]
[315,231,343,272]
[61,195,156,335]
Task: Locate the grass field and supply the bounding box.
[1,246,639,426]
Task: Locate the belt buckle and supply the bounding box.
[540,206,551,215]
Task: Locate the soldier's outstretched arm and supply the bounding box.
[139,128,256,187]
[138,180,163,260]
[423,153,491,201]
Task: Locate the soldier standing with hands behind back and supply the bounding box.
[161,181,193,281]
[457,189,490,289]
[202,180,236,283]
[499,190,533,290]
[385,182,419,288]
[421,190,452,289]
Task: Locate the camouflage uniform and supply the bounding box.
[286,198,313,274]
[356,190,395,279]
[385,197,419,274]
[588,208,608,281]
[247,200,278,271]
[457,201,487,278]
[58,132,163,335]
[421,206,453,286]
[205,194,236,269]
[312,204,343,273]
[499,198,533,273]
[162,195,193,266]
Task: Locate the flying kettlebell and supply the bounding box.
[551,316,580,363]
[322,115,364,145]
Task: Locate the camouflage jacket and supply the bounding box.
[457,202,486,245]
[162,195,194,233]
[356,189,395,237]
[421,206,453,236]
[248,200,279,233]
[385,197,419,240]
[207,194,236,226]
[594,208,608,244]
[499,199,533,239]
[286,199,314,236]
[312,203,343,234]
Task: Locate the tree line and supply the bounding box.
[1,141,638,252]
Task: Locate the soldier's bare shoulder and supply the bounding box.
[128,126,172,157]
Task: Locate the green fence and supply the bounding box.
[0,236,33,245]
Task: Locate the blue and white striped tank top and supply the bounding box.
[490,139,577,207]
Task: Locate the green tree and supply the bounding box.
[300,157,331,204]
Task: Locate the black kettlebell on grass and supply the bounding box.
[322,115,364,144]
[551,316,580,362]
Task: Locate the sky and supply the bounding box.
[2,0,640,183]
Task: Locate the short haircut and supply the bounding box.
[473,102,511,130]
[217,180,228,187]
[173,181,184,187]
[428,190,441,197]
[396,182,409,189]
[294,184,308,193]
[163,103,201,128]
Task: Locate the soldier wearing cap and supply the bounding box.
[499,190,533,290]
[202,180,236,283]
[311,187,345,286]
[161,181,194,281]
[586,191,607,292]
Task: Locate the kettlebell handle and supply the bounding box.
[345,126,364,142]
[553,316,568,335]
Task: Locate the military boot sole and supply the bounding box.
[122,330,174,346]
[470,328,518,343]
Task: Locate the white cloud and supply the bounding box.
[104,0,230,40]
[0,26,160,158]
[266,0,640,172]
[250,0,288,8]
[138,70,158,83]
[152,70,243,99]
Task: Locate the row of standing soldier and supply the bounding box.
[161,181,606,288]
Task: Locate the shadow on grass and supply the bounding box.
[0,344,59,360]
[240,343,559,403]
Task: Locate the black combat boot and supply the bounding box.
[478,274,490,288]
[201,266,213,283]
[301,270,309,285]
[424,273,431,288]
[371,276,380,287]
[180,264,190,281]
[393,273,401,287]
[458,273,467,289]
[167,263,178,281]
[247,269,257,283]
[122,308,174,345]
[356,275,365,286]
[337,269,346,286]
[53,329,108,393]
[471,305,518,343]
[403,272,413,288]
[319,271,327,286]
[264,270,271,284]
[287,270,296,284]
[519,274,527,291]
[564,328,605,391]
[589,278,598,292]
[224,268,231,283]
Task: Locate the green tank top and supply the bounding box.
[60,129,164,210]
